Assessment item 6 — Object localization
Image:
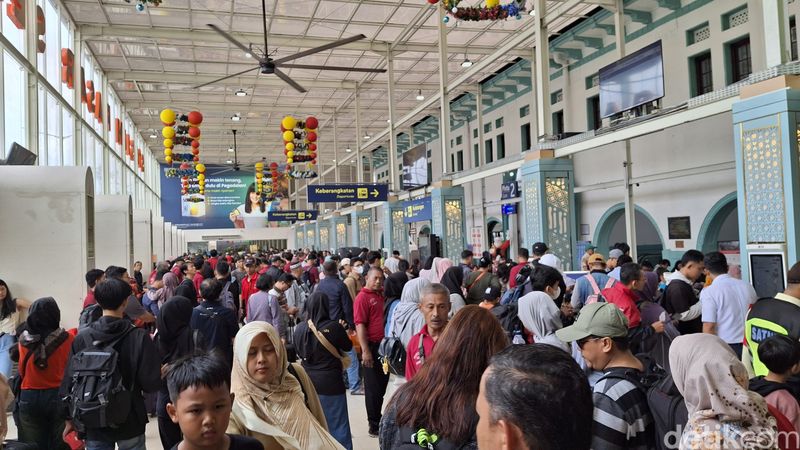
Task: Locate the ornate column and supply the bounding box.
[431,184,466,262]
[383,200,409,258]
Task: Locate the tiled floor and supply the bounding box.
[6,376,401,450]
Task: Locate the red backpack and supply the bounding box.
[767,403,800,450]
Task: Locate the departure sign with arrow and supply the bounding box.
[307,184,389,203]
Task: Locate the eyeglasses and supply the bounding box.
[577,337,602,350]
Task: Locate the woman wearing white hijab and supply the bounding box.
[228,321,345,450]
[670,334,779,450]
[387,277,431,348]
[517,265,568,352]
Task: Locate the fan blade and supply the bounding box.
[271,34,367,64]
[207,24,266,61]
[192,66,261,89]
[276,63,386,73]
[273,68,307,93]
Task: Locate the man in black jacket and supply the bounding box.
[663,249,705,335]
[316,260,355,327]
[61,277,161,449]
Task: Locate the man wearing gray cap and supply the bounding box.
[556,303,655,450]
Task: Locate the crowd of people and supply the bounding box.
[1,241,800,449]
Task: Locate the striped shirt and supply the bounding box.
[591,368,655,450]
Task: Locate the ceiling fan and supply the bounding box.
[194,0,386,93]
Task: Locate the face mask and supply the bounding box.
[549,286,561,300]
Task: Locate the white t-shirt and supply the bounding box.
[700,274,757,343]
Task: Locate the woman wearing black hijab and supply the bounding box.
[16,297,72,450]
[155,296,202,450]
[440,266,467,314]
[293,292,354,449]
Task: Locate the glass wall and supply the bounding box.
[0,0,160,207]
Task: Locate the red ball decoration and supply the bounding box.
[270,162,278,169]
[191,140,200,148]
[191,148,200,155]
[427,0,437,4]
[306,132,317,142]
[180,162,190,170]
[305,117,318,129]
[193,156,200,162]
[187,111,203,126]
[280,125,286,132]
[308,143,317,151]
[311,159,317,165]
[188,127,201,138]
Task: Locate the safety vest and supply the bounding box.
[745,294,800,376]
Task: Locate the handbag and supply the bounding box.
[307,320,352,369]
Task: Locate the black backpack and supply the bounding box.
[490,304,524,343]
[64,325,136,432]
[78,304,102,330]
[378,335,406,377]
[600,355,688,450]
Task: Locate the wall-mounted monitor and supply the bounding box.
[599,40,665,118]
[1,142,37,165]
[748,244,787,299]
[402,144,428,190]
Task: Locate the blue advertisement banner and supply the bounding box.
[403,197,432,223]
[308,184,389,203]
[267,210,318,221]
[160,164,289,229]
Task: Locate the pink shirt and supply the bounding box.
[766,389,800,433]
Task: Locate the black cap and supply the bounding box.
[478,255,492,268]
[483,285,501,301]
[271,256,283,264]
[244,258,256,267]
[532,242,548,255]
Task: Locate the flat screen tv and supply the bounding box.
[402,144,428,190]
[1,142,37,165]
[599,40,665,118]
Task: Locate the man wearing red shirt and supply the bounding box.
[601,262,665,353]
[192,255,206,301]
[405,283,451,380]
[82,269,105,309]
[208,249,219,270]
[240,258,260,319]
[354,267,387,437]
[508,248,530,289]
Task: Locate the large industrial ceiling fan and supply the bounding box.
[194,0,386,93]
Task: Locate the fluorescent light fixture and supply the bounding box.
[245,52,253,58]
[228,147,234,152]
[345,147,352,153]
[231,114,241,121]
[235,88,247,96]
[363,134,371,140]
[461,57,473,68]
[529,7,535,16]
[332,159,337,163]
[416,90,425,101]
[226,159,233,164]
[149,133,157,139]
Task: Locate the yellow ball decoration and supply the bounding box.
[256,173,263,179]
[165,156,173,164]
[486,0,499,7]
[282,116,297,130]
[164,148,172,156]
[163,139,173,148]
[283,130,295,142]
[160,109,176,125]
[195,163,206,173]
[287,158,293,164]
[162,126,175,139]
[255,162,264,171]
[198,174,205,181]
[285,142,295,152]
[287,151,294,158]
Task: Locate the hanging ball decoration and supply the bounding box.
[308,143,317,151]
[187,111,203,126]
[162,126,175,138]
[443,16,449,23]
[164,148,172,156]
[165,156,173,164]
[427,0,437,4]
[306,132,317,142]
[282,116,297,130]
[287,158,293,164]
[195,163,206,173]
[191,148,200,156]
[191,140,200,148]
[193,156,200,162]
[188,127,201,138]
[452,7,458,12]
[163,138,173,148]
[160,109,176,125]
[255,162,264,171]
[285,142,295,152]
[287,151,294,158]
[256,172,263,179]
[282,130,295,142]
[180,162,190,170]
[486,0,499,7]
[198,174,205,182]
[270,162,278,169]
[305,116,319,129]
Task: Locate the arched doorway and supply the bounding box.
[697,192,739,254]
[594,203,665,265]
[487,218,501,249]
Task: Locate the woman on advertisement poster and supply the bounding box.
[230,183,268,229]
